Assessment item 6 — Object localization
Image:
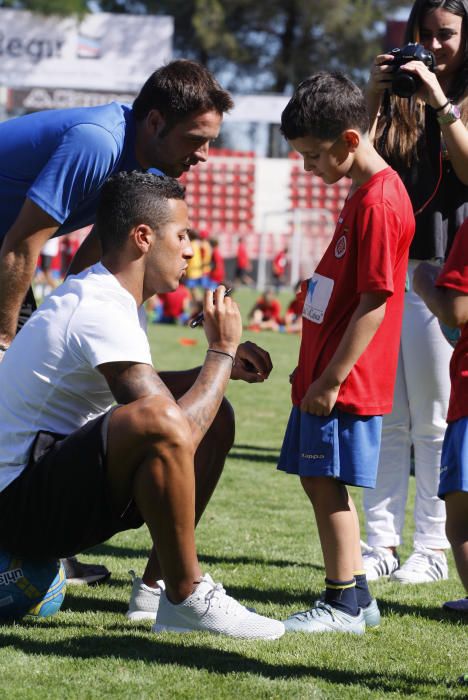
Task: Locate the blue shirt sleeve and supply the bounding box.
[27,123,121,224]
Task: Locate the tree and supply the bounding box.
[1,0,410,91]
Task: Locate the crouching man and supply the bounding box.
[0,171,284,639]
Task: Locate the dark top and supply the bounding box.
[386,107,468,260]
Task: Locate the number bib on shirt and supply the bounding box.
[302,274,334,324]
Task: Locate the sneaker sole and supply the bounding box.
[153,623,285,640]
[66,572,112,586]
[365,573,392,582]
[390,575,448,584]
[284,623,365,634]
[126,611,157,621]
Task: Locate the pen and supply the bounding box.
[189,287,233,328]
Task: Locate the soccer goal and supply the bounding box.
[256,207,336,290]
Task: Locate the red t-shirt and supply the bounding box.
[273,251,287,276]
[287,296,304,317]
[237,243,250,270]
[158,285,191,318]
[292,167,415,415]
[256,297,282,322]
[436,219,468,423]
[210,248,225,283]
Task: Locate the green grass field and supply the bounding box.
[1,288,466,699]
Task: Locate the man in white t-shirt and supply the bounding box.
[0,171,284,640]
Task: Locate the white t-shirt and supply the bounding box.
[41,237,60,257]
[0,262,153,492]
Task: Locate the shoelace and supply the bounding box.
[404,547,441,571]
[297,601,336,622]
[204,581,243,615]
[365,547,396,564]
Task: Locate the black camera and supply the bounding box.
[385,42,436,98]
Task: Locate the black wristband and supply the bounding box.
[206,348,235,366]
[0,344,9,352]
[433,100,450,113]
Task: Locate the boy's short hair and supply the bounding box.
[280,71,370,142]
[95,171,186,254]
[133,59,234,129]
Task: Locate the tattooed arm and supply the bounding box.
[100,285,243,448]
[99,355,232,449]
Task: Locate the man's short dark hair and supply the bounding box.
[95,171,186,254]
[132,59,234,128]
[281,71,370,142]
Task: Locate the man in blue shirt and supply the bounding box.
[0,59,233,347]
[0,59,233,585]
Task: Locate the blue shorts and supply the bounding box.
[439,417,468,497]
[185,278,201,290]
[277,406,382,488]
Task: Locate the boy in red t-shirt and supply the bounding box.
[278,72,415,633]
[235,237,254,286]
[413,219,468,615]
[157,285,192,325]
[284,282,304,334]
[272,246,288,291]
[209,239,226,289]
[248,289,282,331]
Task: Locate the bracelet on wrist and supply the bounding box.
[433,99,450,113]
[206,348,235,367]
[0,344,9,352]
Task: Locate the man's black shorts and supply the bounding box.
[0,409,143,558]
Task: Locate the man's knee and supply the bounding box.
[209,396,235,453]
[117,395,194,455]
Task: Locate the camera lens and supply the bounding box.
[392,72,420,98]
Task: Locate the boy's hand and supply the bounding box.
[300,375,341,416]
[231,341,272,383]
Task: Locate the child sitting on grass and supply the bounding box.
[277,71,415,633]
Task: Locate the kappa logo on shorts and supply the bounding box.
[440,465,448,473]
[335,233,347,259]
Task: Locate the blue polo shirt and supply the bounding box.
[0,102,149,239]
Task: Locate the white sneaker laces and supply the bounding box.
[403,546,441,572]
[296,601,335,622]
[204,581,243,615]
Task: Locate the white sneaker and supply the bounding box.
[361,541,400,581]
[284,601,365,634]
[390,546,448,584]
[153,573,285,639]
[126,570,165,621]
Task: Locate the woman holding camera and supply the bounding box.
[362,0,468,586]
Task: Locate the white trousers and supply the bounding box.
[363,260,451,550]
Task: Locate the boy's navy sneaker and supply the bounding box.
[443,597,468,613]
